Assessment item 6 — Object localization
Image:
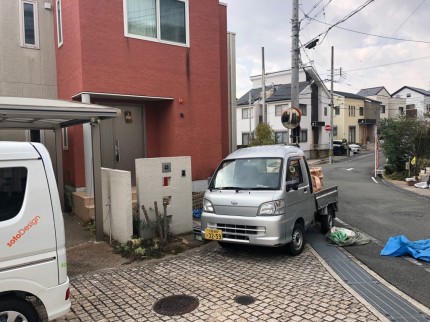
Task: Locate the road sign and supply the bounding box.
[324,124,331,132]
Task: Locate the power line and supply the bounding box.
[305,16,430,44]
[362,0,427,66]
[344,55,430,72]
[305,0,375,47]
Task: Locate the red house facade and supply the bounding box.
[54,0,229,189]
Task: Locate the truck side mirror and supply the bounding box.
[207,176,212,184]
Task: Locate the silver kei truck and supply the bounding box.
[201,145,338,256]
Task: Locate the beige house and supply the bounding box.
[333,91,381,148]
[333,91,363,145]
[0,0,57,150]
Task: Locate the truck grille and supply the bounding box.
[211,223,266,240]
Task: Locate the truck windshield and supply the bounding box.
[210,158,282,190]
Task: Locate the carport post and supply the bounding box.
[90,120,104,241]
[55,127,65,210]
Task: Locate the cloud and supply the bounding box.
[223,0,430,96]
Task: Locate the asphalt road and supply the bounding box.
[320,152,430,309]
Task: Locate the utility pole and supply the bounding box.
[291,0,299,143]
[249,91,252,141]
[262,47,266,123]
[329,46,334,164]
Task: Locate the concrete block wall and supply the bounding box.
[136,157,193,235]
[101,168,133,243]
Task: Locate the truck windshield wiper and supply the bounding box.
[216,186,244,190]
[248,187,275,190]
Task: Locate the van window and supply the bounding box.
[286,159,303,184]
[0,167,28,222]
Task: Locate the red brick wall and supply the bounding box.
[56,0,228,184]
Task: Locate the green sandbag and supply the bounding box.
[326,228,370,246]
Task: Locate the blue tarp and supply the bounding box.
[380,235,430,262]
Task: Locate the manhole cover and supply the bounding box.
[153,295,199,316]
[234,295,255,305]
[392,211,423,218]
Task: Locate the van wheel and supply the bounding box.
[321,207,335,234]
[0,297,39,322]
[286,223,305,256]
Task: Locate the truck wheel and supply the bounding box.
[320,207,335,234]
[286,223,305,256]
[0,297,39,322]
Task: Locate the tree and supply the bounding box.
[379,116,421,173]
[249,123,276,146]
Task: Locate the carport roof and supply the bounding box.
[0,96,121,129]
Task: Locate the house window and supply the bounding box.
[359,106,364,116]
[56,0,63,47]
[406,93,411,98]
[426,104,430,113]
[399,106,404,115]
[299,104,307,116]
[324,107,327,116]
[62,128,68,150]
[19,0,39,49]
[333,126,338,137]
[348,106,355,117]
[275,131,289,144]
[334,106,340,115]
[299,129,308,142]
[124,0,189,46]
[0,167,28,222]
[242,133,250,146]
[242,108,251,119]
[275,104,287,116]
[380,105,386,114]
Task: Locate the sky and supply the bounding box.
[222,0,430,98]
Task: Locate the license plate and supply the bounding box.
[205,228,223,240]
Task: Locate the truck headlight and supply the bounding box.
[257,200,285,216]
[203,198,214,213]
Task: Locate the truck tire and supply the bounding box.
[286,223,305,256]
[321,207,335,234]
[0,297,39,322]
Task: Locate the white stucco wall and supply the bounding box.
[136,157,193,235]
[101,168,133,243]
[393,88,429,118]
[0,0,57,157]
[236,67,331,155]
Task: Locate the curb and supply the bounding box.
[380,175,430,201]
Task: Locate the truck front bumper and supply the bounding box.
[201,212,291,247]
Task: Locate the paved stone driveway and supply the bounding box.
[57,243,382,321]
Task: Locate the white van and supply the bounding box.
[0,142,70,321]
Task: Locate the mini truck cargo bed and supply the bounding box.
[314,186,338,211]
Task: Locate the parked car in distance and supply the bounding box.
[348,143,361,154]
[333,140,348,156]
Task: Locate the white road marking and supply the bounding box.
[371,177,378,183]
[346,168,354,171]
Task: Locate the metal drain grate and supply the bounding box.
[153,295,199,316]
[307,229,430,322]
[234,295,255,305]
